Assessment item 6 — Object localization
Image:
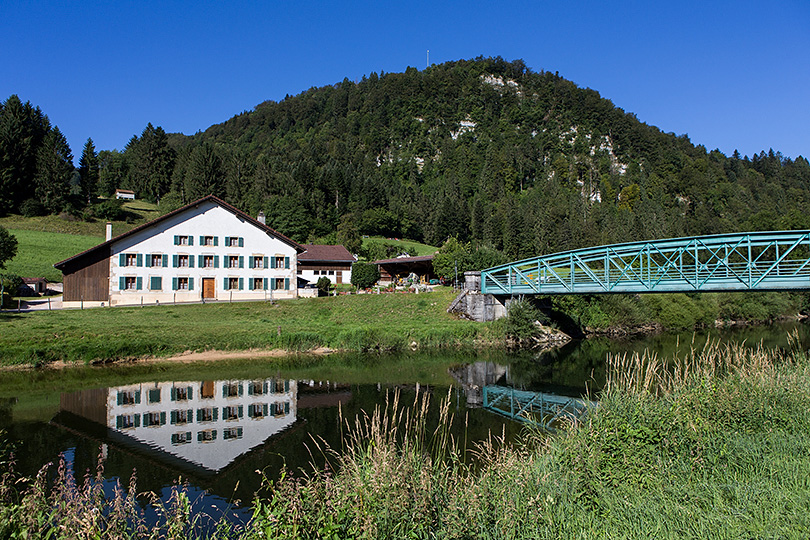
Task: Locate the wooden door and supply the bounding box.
[202,278,216,299]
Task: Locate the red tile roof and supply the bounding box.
[299,244,356,263]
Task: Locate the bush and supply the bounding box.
[351,261,380,289]
[19,199,46,217]
[316,276,332,296]
[504,297,548,342]
[90,199,127,221]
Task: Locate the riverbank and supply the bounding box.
[0,288,492,367]
[1,339,806,538]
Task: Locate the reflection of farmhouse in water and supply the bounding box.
[59,378,298,473]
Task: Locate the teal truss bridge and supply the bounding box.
[483,386,596,431]
[481,231,810,296]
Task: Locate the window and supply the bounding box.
[178,255,189,267]
[223,382,242,398]
[125,253,137,266]
[328,270,335,275]
[143,411,166,427]
[313,270,320,275]
[150,276,162,291]
[226,236,242,247]
[125,276,137,290]
[200,381,215,399]
[252,278,264,291]
[274,256,286,268]
[148,388,161,403]
[151,254,163,267]
[272,401,290,417]
[228,256,239,268]
[174,235,190,246]
[248,403,267,418]
[223,427,243,440]
[273,278,286,291]
[197,407,217,422]
[198,429,217,442]
[227,277,239,290]
[172,386,192,401]
[203,236,215,246]
[171,432,192,445]
[203,255,214,268]
[170,409,192,425]
[248,381,266,395]
[297,270,302,274]
[117,390,141,405]
[252,256,265,269]
[223,405,243,421]
[115,414,138,429]
[176,277,189,290]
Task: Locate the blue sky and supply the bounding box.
[2,1,808,162]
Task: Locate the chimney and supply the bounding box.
[257,211,266,225]
[106,222,113,241]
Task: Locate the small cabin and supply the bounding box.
[115,189,136,200]
[18,277,49,296]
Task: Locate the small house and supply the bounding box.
[115,189,136,200]
[297,244,356,286]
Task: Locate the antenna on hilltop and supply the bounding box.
[427,50,429,68]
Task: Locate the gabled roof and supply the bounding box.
[299,244,356,263]
[54,195,304,270]
[373,255,434,265]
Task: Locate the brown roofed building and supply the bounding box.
[297,244,356,286]
[374,255,436,284]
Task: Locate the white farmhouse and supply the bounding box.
[55,195,304,308]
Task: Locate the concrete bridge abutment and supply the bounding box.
[447,271,508,322]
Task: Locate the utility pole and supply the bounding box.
[427,50,429,68]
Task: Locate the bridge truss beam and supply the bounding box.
[481,231,810,296]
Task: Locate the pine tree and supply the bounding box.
[78,138,99,205]
[34,127,73,214]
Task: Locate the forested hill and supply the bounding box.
[173,57,810,258]
[4,57,810,262]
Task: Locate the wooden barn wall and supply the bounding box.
[298,263,352,271]
[62,247,110,302]
[60,387,108,426]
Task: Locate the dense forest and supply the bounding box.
[2,57,809,261]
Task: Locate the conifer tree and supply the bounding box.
[34,126,73,214]
[78,137,99,205]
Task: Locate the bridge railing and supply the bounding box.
[481,231,810,295]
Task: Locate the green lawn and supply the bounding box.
[362,236,438,256]
[0,200,162,237]
[0,287,487,366]
[4,229,100,282]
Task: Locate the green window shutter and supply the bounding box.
[197,431,202,442]
[222,384,227,398]
[135,391,141,403]
[223,277,229,290]
[247,406,254,418]
[224,237,230,246]
[238,384,243,396]
[151,277,162,291]
[197,255,203,267]
[188,408,193,420]
[145,254,151,268]
[248,256,253,268]
[214,256,219,268]
[188,386,193,399]
[119,253,125,266]
[238,405,243,418]
[119,277,125,290]
[189,256,195,268]
[263,278,268,290]
[160,411,166,425]
[170,411,177,424]
[239,278,243,290]
[136,277,143,290]
[270,279,276,290]
[142,413,150,427]
[136,254,143,267]
[174,235,179,245]
[163,254,168,267]
[199,236,204,245]
[239,237,244,247]
[285,257,290,269]
[270,257,276,269]
[284,278,290,290]
[248,279,253,291]
[173,255,178,268]
[188,236,193,246]
[188,277,194,291]
[239,256,244,268]
[117,392,123,405]
[285,380,290,392]
[213,408,218,421]
[213,236,218,246]
[172,278,178,291]
[197,409,202,422]
[116,415,123,429]
[285,402,290,414]
[170,388,176,401]
[134,415,140,427]
[264,256,269,268]
[263,403,268,416]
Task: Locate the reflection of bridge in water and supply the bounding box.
[483,386,595,432]
[482,231,810,296]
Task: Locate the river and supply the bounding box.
[0,320,806,526]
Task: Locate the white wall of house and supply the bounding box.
[107,378,297,472]
[99,200,298,307]
[297,267,352,287]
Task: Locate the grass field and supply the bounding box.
[0,287,487,366]
[4,229,100,282]
[0,200,162,237]
[362,236,438,256]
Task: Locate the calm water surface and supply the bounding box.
[0,321,806,525]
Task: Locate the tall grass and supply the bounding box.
[2,339,809,538]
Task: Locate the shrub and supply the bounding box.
[316,276,332,295]
[351,261,380,289]
[19,199,46,217]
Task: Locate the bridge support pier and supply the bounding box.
[447,272,507,322]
